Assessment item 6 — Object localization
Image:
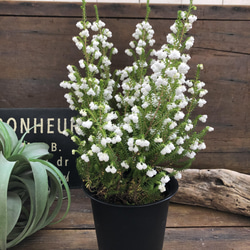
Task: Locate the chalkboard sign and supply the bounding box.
[0,108,81,187]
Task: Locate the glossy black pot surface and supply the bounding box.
[83,177,178,250]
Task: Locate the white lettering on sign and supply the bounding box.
[51,142,70,168]
[34,118,44,134]
[0,117,75,134]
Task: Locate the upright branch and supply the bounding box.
[60,0,213,205]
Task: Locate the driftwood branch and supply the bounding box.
[169,169,250,217]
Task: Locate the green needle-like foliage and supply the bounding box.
[0,121,71,249]
[60,0,214,205]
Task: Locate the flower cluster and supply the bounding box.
[60,0,213,205]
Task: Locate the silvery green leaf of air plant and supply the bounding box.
[0,120,71,249]
[7,192,22,235]
[0,153,17,250]
[20,142,52,160]
[0,122,18,158]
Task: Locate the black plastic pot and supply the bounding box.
[83,177,178,250]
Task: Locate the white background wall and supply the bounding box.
[7,0,250,6]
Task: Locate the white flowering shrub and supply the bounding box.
[60,0,213,205]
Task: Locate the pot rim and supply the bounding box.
[83,176,178,208]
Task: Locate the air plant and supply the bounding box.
[0,121,71,249]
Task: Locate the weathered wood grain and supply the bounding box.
[0,2,249,20]
[0,18,248,106]
[1,3,250,250]
[170,169,250,217]
[192,152,250,174]
[49,189,250,229]
[11,230,98,250]
[0,3,249,175]
[10,227,250,250]
[9,189,250,249]
[8,188,250,249]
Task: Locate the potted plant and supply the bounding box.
[60,0,213,249]
[0,121,71,250]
